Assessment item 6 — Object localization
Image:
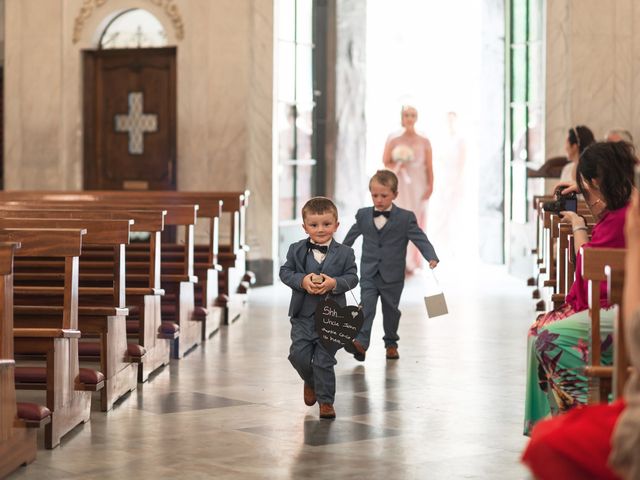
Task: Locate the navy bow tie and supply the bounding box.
[373,210,391,218]
[307,240,328,254]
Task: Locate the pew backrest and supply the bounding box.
[0,228,85,330]
[582,247,626,366]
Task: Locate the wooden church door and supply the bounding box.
[83,47,176,190]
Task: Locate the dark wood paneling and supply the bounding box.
[83,48,177,191]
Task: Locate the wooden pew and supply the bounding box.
[534,199,592,311]
[0,217,137,411]
[607,262,630,400]
[0,200,199,359]
[581,247,626,404]
[551,220,596,309]
[0,242,52,477]
[0,190,252,324]
[0,228,101,449]
[0,206,172,382]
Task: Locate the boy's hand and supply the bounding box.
[314,274,337,295]
[301,274,320,294]
[428,260,439,269]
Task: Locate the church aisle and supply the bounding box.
[10,264,530,479]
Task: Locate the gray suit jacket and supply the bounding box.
[342,204,438,284]
[279,238,359,318]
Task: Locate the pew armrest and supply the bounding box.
[15,305,128,317]
[584,366,613,378]
[162,274,198,284]
[79,306,129,316]
[13,328,81,338]
[126,287,165,296]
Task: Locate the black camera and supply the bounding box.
[542,188,578,214]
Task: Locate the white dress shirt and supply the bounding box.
[310,239,332,264]
[373,206,393,230]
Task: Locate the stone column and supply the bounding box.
[333,0,367,226]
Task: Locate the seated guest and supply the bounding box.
[605,128,634,144]
[560,125,595,182]
[524,141,635,435]
[522,190,640,480]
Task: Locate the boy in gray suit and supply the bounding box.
[343,170,439,361]
[280,197,359,419]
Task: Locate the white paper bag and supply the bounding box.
[424,270,448,318]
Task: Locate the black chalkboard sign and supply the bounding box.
[314,299,364,353]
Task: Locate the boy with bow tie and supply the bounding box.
[343,170,439,361]
[279,197,358,419]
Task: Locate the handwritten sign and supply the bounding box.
[314,299,364,353]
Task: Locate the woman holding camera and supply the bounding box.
[524,141,635,435]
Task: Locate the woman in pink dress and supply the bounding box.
[383,105,434,274]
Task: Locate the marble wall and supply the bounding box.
[545,0,639,156]
[3,0,274,282]
[503,0,640,278]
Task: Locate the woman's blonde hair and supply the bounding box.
[400,105,418,127]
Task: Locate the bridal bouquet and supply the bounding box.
[391,144,415,164]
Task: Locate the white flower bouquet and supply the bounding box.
[391,144,415,164]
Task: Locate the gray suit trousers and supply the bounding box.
[288,315,337,404]
[358,273,404,349]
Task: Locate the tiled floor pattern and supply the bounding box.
[10,263,532,479]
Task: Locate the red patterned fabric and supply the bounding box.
[522,400,626,480]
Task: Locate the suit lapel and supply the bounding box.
[320,240,339,273]
[367,207,376,232]
[296,239,309,267]
[366,207,382,236]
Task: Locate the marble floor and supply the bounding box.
[10,262,532,479]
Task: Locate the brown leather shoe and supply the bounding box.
[319,403,336,419]
[304,383,316,406]
[352,340,366,362]
[386,346,399,359]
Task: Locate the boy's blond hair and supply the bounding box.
[302,197,339,221]
[369,169,398,194]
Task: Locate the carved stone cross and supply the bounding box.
[114,92,158,155]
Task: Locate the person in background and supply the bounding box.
[342,170,438,361]
[382,105,434,275]
[560,125,596,182]
[524,141,635,435]
[605,128,634,144]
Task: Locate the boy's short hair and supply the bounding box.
[369,169,398,193]
[302,197,338,221]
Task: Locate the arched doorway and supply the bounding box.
[83,8,176,191]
